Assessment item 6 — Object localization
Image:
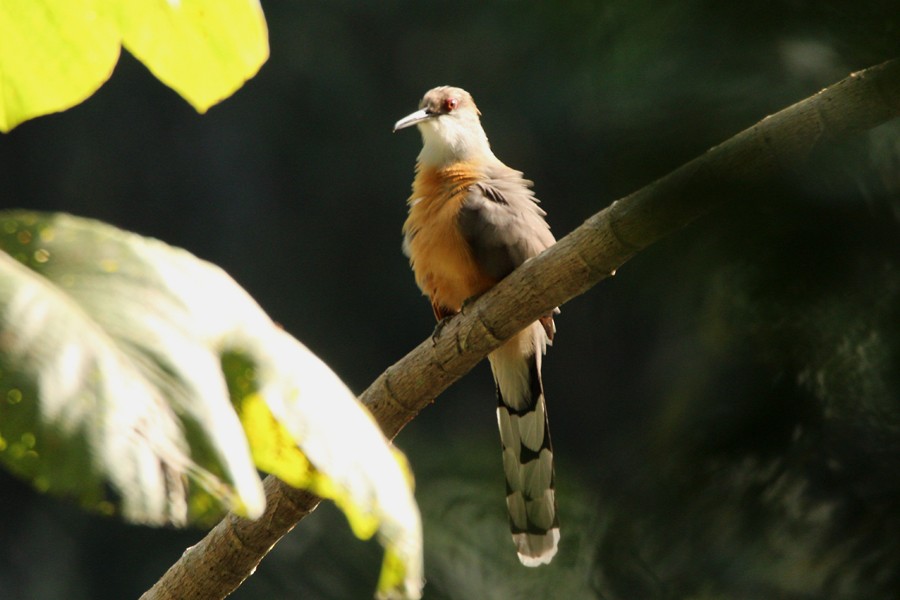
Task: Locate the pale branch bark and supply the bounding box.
[140,478,319,600]
[142,58,900,600]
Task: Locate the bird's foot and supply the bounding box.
[431,314,456,345]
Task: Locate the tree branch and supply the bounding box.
[141,58,900,600]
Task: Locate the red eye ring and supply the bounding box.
[444,97,459,112]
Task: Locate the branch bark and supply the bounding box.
[141,58,900,600]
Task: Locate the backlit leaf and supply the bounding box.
[110,0,268,113]
[0,0,120,132]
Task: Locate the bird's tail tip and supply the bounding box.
[514,528,560,567]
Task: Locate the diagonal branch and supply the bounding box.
[141,58,900,600]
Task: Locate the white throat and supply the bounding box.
[417,116,496,167]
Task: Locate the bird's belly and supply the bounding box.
[407,204,495,313]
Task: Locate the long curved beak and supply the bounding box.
[393,108,432,132]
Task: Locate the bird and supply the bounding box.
[394,86,559,566]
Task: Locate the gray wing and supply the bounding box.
[457,167,556,281]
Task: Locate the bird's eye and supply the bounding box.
[444,97,459,112]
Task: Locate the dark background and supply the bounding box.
[1,1,899,598]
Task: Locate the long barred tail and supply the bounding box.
[489,321,559,566]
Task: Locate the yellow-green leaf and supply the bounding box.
[0,0,268,131]
[234,388,380,541]
[0,0,120,132]
[226,340,425,599]
[113,0,269,113]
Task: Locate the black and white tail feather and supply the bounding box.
[490,321,559,566]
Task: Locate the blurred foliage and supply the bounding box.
[0,210,423,598]
[1,0,899,598]
[0,0,268,131]
[0,210,265,525]
[114,0,268,113]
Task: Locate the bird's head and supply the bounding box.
[394,86,494,167]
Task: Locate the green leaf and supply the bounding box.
[0,0,121,132]
[112,0,269,113]
[0,211,423,599]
